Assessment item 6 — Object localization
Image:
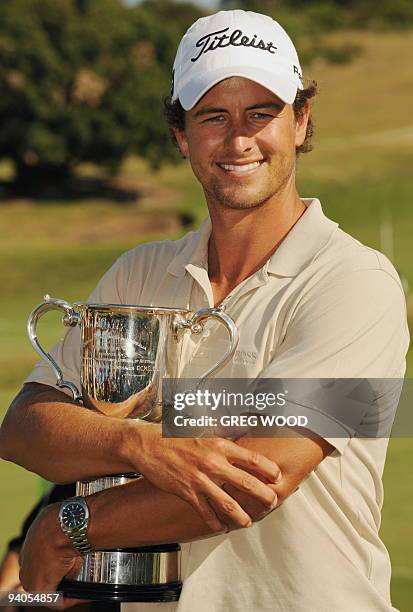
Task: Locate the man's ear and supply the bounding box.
[294,101,311,148]
[173,128,190,159]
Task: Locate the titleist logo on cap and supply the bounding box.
[191,27,277,63]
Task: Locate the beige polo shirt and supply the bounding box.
[25,199,410,611]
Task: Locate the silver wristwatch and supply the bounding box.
[58,496,92,555]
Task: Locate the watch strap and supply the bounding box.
[61,524,92,555]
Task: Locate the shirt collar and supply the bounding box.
[166,199,338,278]
[266,198,338,276]
[166,217,212,277]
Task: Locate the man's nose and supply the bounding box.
[224,120,255,154]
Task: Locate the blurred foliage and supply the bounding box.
[219,0,413,75]
[221,0,413,31]
[2,0,412,189]
[0,0,205,187]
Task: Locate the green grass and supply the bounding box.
[382,439,413,610]
[0,28,412,607]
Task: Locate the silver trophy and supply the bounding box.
[27,295,239,602]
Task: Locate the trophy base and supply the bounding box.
[69,477,182,603]
[58,544,182,603]
[59,579,182,602]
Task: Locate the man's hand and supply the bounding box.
[19,504,82,599]
[128,422,282,531]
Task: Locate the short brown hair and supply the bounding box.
[163,80,318,156]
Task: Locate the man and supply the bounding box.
[0,9,409,612]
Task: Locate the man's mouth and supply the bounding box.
[217,160,264,174]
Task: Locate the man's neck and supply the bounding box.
[207,189,306,298]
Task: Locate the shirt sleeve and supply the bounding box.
[259,269,410,454]
[23,252,132,397]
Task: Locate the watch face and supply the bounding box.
[62,503,87,528]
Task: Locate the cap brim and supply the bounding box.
[178,65,302,110]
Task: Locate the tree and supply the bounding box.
[0,0,204,189]
[219,0,413,30]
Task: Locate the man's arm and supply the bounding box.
[232,431,334,507]
[88,429,333,548]
[0,383,135,482]
[19,427,332,592]
[0,383,281,530]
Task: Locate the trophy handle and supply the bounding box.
[186,307,239,381]
[27,295,82,401]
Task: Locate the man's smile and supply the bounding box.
[216,159,265,176]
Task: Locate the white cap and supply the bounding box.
[171,9,304,110]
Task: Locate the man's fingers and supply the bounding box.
[203,481,253,528]
[187,491,224,532]
[228,445,282,484]
[220,464,277,508]
[20,575,55,593]
[64,556,84,581]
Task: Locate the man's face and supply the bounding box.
[174,77,309,211]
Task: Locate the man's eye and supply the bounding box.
[203,115,225,123]
[252,112,273,119]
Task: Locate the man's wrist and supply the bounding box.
[40,504,79,557]
[119,420,158,475]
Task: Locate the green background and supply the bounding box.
[0,28,412,609]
